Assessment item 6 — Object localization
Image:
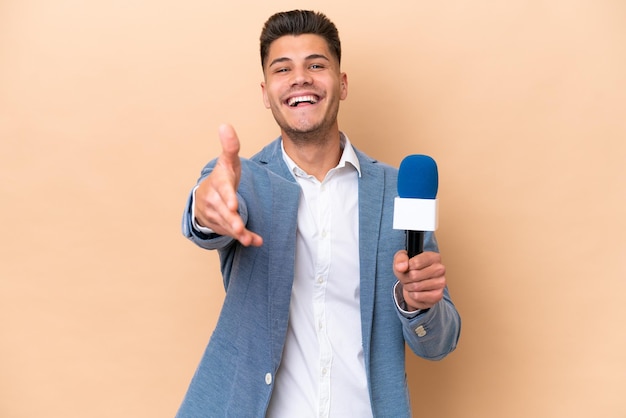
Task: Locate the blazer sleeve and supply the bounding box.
[395,288,461,360]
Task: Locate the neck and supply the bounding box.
[282,129,342,181]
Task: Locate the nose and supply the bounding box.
[290,66,313,86]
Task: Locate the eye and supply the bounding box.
[310,63,325,70]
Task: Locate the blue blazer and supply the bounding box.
[177,138,460,417]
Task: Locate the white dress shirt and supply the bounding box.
[266,135,373,418]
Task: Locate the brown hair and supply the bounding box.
[260,10,341,69]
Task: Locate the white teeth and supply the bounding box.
[288,95,318,106]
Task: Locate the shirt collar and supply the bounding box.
[280,132,362,178]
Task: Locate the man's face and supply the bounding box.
[261,34,347,139]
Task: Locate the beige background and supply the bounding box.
[1,0,625,417]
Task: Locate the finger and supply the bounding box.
[403,276,446,293]
[404,263,446,288]
[197,197,262,247]
[195,174,236,225]
[408,251,442,270]
[213,175,240,215]
[206,207,263,248]
[404,288,444,310]
[237,229,264,247]
[197,182,242,232]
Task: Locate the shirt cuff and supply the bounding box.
[393,281,424,319]
[191,185,215,235]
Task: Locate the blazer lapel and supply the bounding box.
[356,151,386,366]
[253,138,302,370]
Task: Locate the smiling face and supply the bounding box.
[261,34,348,143]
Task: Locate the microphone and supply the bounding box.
[393,155,439,258]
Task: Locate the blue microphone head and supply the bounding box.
[397,154,438,199]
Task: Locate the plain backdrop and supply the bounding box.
[1,1,625,417]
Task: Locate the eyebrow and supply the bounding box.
[268,53,331,68]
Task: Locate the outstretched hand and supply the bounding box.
[193,124,263,247]
[393,250,446,311]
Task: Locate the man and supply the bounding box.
[177,10,460,417]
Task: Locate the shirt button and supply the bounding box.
[415,325,427,337]
[265,373,272,385]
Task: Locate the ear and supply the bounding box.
[340,73,348,100]
[261,81,271,109]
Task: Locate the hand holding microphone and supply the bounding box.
[393,155,446,311]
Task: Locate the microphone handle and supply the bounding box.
[406,230,424,258]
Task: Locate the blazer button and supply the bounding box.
[265,373,272,385]
[414,325,427,337]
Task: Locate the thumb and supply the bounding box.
[218,123,241,168]
[215,124,242,212]
[394,250,410,274]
